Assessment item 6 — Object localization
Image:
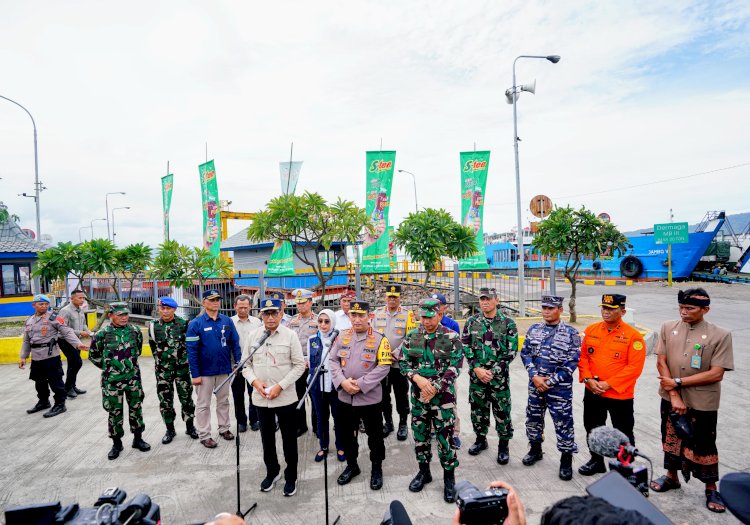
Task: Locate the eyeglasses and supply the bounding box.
[318,319,331,324]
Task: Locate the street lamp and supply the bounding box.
[90,218,106,240]
[397,169,419,212]
[1,95,42,242]
[111,207,130,246]
[105,192,126,241]
[78,226,88,243]
[508,54,560,315]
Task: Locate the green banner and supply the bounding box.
[459,151,490,269]
[198,160,221,257]
[161,174,174,241]
[362,151,396,273]
[266,162,301,276]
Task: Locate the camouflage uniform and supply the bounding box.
[520,321,580,453]
[148,316,195,426]
[462,312,518,440]
[89,321,146,438]
[400,323,463,470]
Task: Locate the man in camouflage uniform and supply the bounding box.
[148,297,198,444]
[400,298,463,503]
[519,295,581,481]
[462,287,518,465]
[19,294,87,418]
[89,302,151,459]
[373,284,417,440]
[288,288,318,436]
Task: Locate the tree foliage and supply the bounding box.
[117,243,153,299]
[247,191,372,300]
[150,240,233,297]
[392,208,476,288]
[534,205,630,321]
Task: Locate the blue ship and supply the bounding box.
[485,211,726,280]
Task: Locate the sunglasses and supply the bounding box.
[318,319,331,324]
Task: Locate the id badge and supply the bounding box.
[691,355,701,369]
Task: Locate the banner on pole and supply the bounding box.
[459,151,490,269]
[161,174,174,241]
[198,160,222,257]
[361,151,396,273]
[280,161,303,195]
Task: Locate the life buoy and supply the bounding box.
[592,261,602,270]
[620,256,643,278]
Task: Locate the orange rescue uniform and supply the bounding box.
[578,321,646,400]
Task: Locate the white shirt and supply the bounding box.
[231,314,262,348]
[334,309,352,331]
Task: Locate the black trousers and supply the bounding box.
[29,356,67,405]
[257,403,298,482]
[381,367,409,424]
[338,401,385,468]
[583,389,635,460]
[58,339,82,391]
[231,374,257,426]
[295,370,317,432]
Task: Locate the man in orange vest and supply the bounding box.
[578,294,646,476]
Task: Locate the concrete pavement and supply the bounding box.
[0,281,747,524]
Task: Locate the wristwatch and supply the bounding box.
[674,377,682,387]
[583,377,591,383]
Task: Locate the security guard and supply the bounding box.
[519,296,581,480]
[462,287,518,465]
[148,296,198,444]
[19,294,86,418]
[330,300,392,490]
[373,284,416,440]
[288,288,319,436]
[400,298,463,503]
[89,302,151,459]
[578,294,646,475]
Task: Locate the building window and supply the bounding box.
[1,263,32,297]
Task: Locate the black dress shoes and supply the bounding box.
[370,464,383,490]
[578,457,606,476]
[396,424,408,441]
[27,401,51,414]
[337,464,361,485]
[43,404,66,418]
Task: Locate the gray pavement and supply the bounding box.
[0,281,747,524]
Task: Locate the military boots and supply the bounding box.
[496,440,510,465]
[185,419,199,439]
[559,453,573,481]
[108,437,124,460]
[443,469,456,503]
[522,442,544,466]
[408,463,432,492]
[162,424,177,444]
[132,431,151,452]
[468,436,488,456]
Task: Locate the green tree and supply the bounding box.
[392,208,476,289]
[534,205,630,322]
[150,240,233,305]
[247,192,372,302]
[117,242,153,300]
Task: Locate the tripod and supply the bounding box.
[214,330,271,518]
[298,331,341,525]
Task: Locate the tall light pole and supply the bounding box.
[111,207,130,246]
[90,218,106,240]
[105,192,126,241]
[0,95,42,242]
[78,226,88,243]
[397,169,419,212]
[509,54,560,315]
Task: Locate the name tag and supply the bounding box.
[204,327,213,332]
[691,355,701,369]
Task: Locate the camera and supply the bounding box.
[4,487,161,525]
[455,480,509,525]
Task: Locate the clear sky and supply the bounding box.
[1,1,749,249]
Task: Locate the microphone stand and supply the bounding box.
[297,331,341,525]
[213,330,271,519]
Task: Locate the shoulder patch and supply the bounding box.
[633,341,644,351]
[56,316,65,325]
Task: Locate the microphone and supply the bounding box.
[381,500,413,525]
[588,426,638,458]
[249,330,271,352]
[328,329,340,344]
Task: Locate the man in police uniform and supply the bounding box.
[19,294,87,418]
[462,287,518,465]
[578,294,646,476]
[288,288,319,436]
[330,300,392,490]
[373,284,416,440]
[148,296,198,444]
[519,295,581,480]
[400,298,463,503]
[89,302,151,459]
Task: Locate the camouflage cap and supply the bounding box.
[109,302,130,315]
[478,287,497,299]
[541,295,564,308]
[418,298,441,318]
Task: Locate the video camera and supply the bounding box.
[4,487,161,525]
